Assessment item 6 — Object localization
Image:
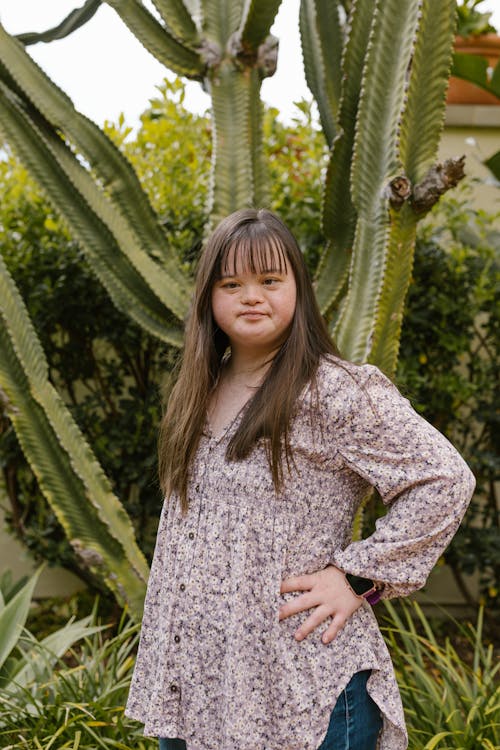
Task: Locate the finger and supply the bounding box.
[321,614,347,645]
[280,575,312,594]
[293,605,331,641]
[279,591,317,621]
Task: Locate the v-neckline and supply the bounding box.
[204,399,250,444]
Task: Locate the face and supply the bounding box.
[211,249,297,358]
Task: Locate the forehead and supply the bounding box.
[218,232,289,277]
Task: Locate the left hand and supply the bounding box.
[279,565,364,644]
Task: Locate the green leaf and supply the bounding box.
[0,569,40,672]
[491,58,500,96]
[452,51,492,91]
[484,148,500,181]
[104,0,205,78]
[12,618,105,688]
[15,1,102,46]
[423,731,453,749]
[240,0,283,50]
[452,52,500,98]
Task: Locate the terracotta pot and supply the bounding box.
[447,33,500,105]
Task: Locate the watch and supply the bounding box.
[345,573,382,605]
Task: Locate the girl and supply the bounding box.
[125,209,475,750]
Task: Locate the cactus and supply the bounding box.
[103,0,282,224]
[0,253,149,617]
[303,0,462,376]
[0,0,465,605]
[0,0,283,609]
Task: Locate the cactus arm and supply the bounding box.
[239,0,283,49]
[249,68,269,207]
[36,106,190,323]
[0,25,192,300]
[201,0,245,46]
[151,0,200,45]
[0,255,149,618]
[104,0,205,78]
[0,83,184,347]
[314,0,376,318]
[367,0,457,375]
[14,0,102,46]
[334,0,420,363]
[349,0,419,214]
[366,206,416,374]
[399,0,456,184]
[208,63,260,225]
[299,0,343,147]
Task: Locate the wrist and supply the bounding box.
[344,573,382,604]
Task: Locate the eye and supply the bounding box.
[262,277,280,286]
[221,281,239,289]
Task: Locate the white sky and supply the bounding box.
[1,1,499,129]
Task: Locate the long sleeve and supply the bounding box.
[328,364,475,599]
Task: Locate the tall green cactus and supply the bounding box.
[104,0,282,223]
[0,252,149,616]
[302,0,463,376]
[0,0,283,611]
[0,0,465,608]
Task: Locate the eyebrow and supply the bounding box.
[219,267,285,279]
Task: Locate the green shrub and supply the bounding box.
[0,80,497,608]
[397,189,500,610]
[0,617,154,750]
[382,600,499,749]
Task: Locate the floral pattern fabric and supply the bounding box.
[126,358,475,750]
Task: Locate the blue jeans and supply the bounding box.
[159,670,382,750]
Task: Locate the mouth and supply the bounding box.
[239,311,266,318]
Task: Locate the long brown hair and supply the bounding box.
[158,209,338,510]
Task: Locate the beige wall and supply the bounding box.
[441,104,500,213]
[0,489,84,597]
[1,105,497,604]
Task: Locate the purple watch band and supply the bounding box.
[365,589,382,605]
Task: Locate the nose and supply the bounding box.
[241,283,263,305]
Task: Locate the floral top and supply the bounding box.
[126,358,475,750]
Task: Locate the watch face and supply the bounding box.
[347,575,376,596]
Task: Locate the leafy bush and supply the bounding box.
[397,190,499,610]
[1,585,497,750]
[0,616,154,750]
[382,600,499,749]
[0,79,497,608]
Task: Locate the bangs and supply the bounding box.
[218,226,289,278]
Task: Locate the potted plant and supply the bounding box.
[448,0,500,105]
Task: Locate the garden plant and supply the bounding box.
[0,1,498,747]
[0,0,468,616]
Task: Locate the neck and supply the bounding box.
[224,346,278,387]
